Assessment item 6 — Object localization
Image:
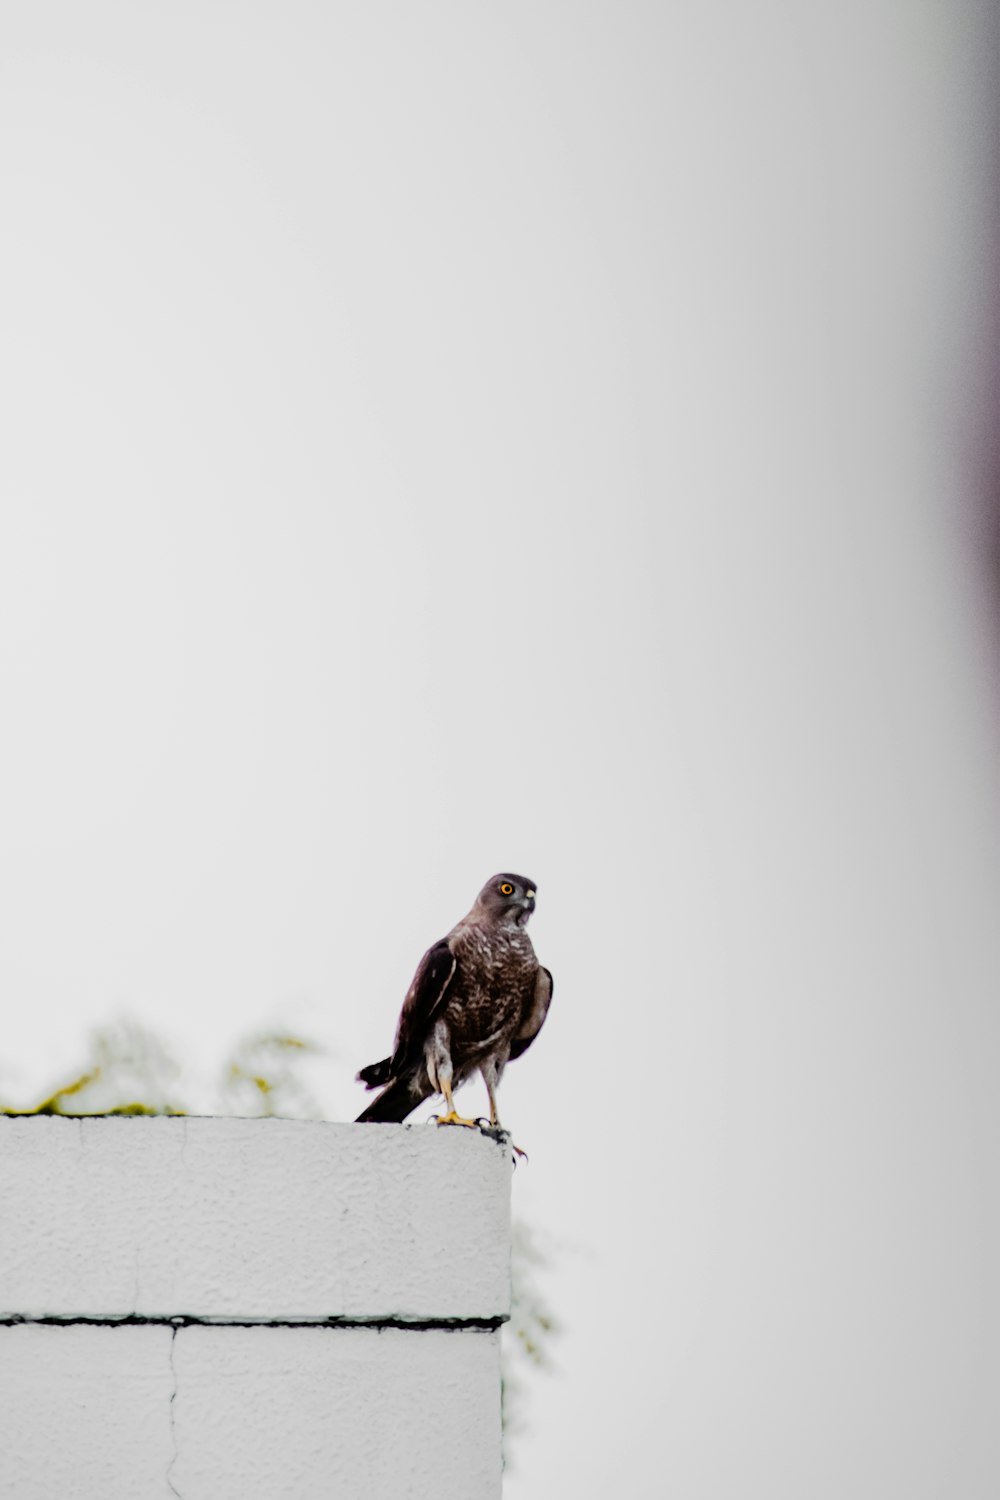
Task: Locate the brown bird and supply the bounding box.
[355,873,552,1130]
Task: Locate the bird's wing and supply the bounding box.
[389,938,458,1074]
[509,965,553,1061]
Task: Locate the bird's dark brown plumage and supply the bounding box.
[355,873,552,1128]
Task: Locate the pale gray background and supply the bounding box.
[2,4,998,1497]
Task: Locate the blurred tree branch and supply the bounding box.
[218,1031,323,1118]
[502,1217,561,1468]
[0,1021,187,1116]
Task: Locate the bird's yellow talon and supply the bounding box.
[435,1110,479,1129]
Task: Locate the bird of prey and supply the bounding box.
[355,873,552,1130]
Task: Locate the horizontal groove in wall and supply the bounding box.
[0,1313,506,1332]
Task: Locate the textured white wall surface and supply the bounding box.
[0,1116,511,1319]
[0,1118,510,1499]
[2,1324,175,1497]
[1,1323,501,1499]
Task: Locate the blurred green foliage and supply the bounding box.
[220,1031,322,1118]
[502,1217,561,1468]
[0,1021,322,1119]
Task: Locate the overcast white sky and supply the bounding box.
[2,3,999,1496]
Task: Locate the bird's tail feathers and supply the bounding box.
[356,1056,393,1090]
[355,1071,429,1124]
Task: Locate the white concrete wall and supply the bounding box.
[0,1118,511,1499]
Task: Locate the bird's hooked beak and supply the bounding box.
[517,889,536,922]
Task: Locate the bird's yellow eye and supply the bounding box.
[500,882,514,896]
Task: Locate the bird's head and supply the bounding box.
[474,873,538,927]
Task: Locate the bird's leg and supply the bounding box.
[479,1062,501,1128]
[431,1058,478,1129]
[477,1061,528,1161]
[435,1077,479,1128]
[426,1027,478,1128]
